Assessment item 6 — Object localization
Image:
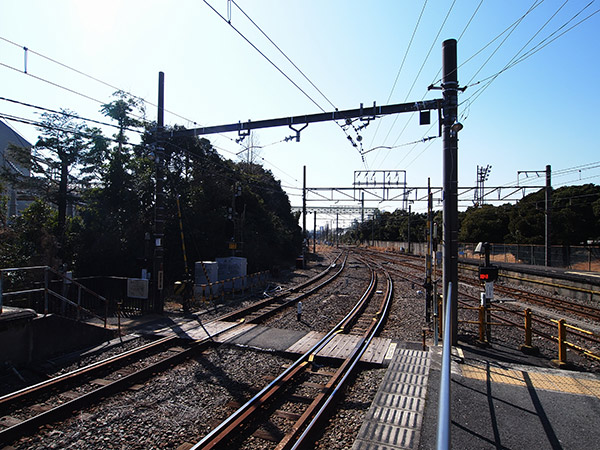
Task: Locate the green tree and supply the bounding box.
[0,199,58,268]
[73,95,150,277]
[459,204,512,243]
[6,111,106,264]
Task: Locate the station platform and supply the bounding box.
[417,341,600,450]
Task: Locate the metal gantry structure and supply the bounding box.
[152,39,462,343]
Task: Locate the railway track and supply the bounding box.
[0,252,351,447]
[186,259,393,449]
[0,336,204,445]
[360,247,600,323]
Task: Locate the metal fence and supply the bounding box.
[0,266,108,326]
[459,243,600,272]
[369,241,600,272]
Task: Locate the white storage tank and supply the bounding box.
[216,257,247,280]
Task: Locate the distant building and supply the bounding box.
[0,119,32,216]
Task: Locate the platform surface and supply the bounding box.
[417,342,600,450]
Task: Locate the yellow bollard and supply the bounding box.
[552,319,568,367]
[520,308,538,355]
[524,308,532,347]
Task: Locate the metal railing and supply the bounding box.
[0,266,108,327]
[437,282,453,450]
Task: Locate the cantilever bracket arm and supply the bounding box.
[236,121,250,143]
[289,123,308,142]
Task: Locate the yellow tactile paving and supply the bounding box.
[461,363,600,399]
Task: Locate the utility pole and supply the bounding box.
[153,71,166,314]
[336,213,339,248]
[407,204,412,253]
[313,211,317,253]
[442,39,460,346]
[545,164,552,267]
[474,165,491,206]
[361,192,365,224]
[425,178,433,322]
[302,166,307,256]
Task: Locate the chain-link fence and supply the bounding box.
[370,241,600,273]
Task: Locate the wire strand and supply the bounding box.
[230,0,337,111]
[201,0,326,113]
[0,96,144,135]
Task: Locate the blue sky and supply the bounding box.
[2,0,599,224]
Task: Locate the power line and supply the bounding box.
[384,0,457,148]
[201,0,326,113]
[465,0,545,87]
[457,0,485,43]
[0,112,138,148]
[0,35,196,126]
[0,43,253,155]
[202,0,364,159]
[554,161,600,175]
[2,93,299,185]
[0,60,107,107]
[386,1,428,105]
[361,135,438,156]
[462,1,599,108]
[230,0,337,111]
[430,0,546,88]
[425,0,485,89]
[0,96,144,135]
[368,0,428,150]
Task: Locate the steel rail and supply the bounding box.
[282,267,394,450]
[0,255,348,445]
[189,257,378,450]
[0,335,177,408]
[2,252,344,406]
[216,252,347,323]
[0,339,210,445]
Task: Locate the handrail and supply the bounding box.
[0,266,108,326]
[437,282,453,450]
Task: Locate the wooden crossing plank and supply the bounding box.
[285,331,324,354]
[318,334,361,359]
[176,320,255,342]
[214,322,257,343]
[285,332,392,365]
[361,337,392,364]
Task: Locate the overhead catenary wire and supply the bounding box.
[429,0,547,88]
[1,97,298,187]
[230,0,337,111]
[201,0,326,113]
[464,0,545,87]
[368,0,458,170]
[1,35,191,126]
[383,0,457,148]
[368,0,428,150]
[0,112,140,149]
[0,96,145,136]
[202,0,366,161]
[0,35,254,155]
[461,2,599,111]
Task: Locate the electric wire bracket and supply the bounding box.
[288,123,308,142]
